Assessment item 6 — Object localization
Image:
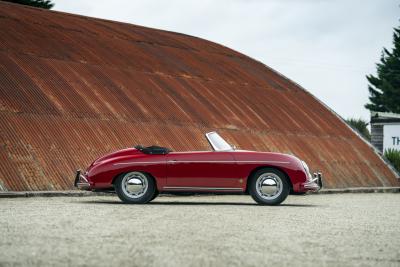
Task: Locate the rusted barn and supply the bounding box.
[0,2,398,191]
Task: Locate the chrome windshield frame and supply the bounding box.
[205,132,234,152]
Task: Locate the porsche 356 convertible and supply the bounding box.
[74,132,322,205]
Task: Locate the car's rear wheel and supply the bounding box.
[248,168,290,205]
[150,191,159,201]
[115,172,155,204]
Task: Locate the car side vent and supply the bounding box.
[134,145,171,155]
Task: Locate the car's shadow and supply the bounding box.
[78,200,319,207]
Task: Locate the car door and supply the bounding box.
[165,151,242,190]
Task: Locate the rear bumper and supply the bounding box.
[301,172,323,192]
[74,170,91,190]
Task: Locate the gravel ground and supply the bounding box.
[1,193,399,267]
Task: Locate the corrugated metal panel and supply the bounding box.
[0,2,398,191]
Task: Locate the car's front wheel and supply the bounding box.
[248,168,290,205]
[115,172,156,204]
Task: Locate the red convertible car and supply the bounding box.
[75,132,322,205]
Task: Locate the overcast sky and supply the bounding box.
[54,0,399,121]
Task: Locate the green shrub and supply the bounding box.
[345,118,371,141]
[384,148,400,173]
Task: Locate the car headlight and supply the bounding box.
[301,160,312,180]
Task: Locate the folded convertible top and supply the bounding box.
[134,145,171,155]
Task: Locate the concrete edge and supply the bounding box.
[316,187,400,194]
[0,191,114,198]
[0,187,399,198]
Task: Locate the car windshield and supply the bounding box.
[205,132,233,151]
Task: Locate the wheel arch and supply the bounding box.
[245,166,293,193]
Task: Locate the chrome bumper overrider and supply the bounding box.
[303,172,323,191]
[74,169,91,190]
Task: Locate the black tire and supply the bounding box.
[115,172,155,204]
[248,168,290,205]
[149,191,159,202]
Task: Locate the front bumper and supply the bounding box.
[74,169,91,190]
[302,172,323,192]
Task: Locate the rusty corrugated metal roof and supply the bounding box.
[0,2,398,191]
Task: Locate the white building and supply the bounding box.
[370,112,400,153]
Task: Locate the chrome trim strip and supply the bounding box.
[308,177,318,183]
[166,160,290,164]
[114,160,290,166]
[76,173,90,190]
[76,182,90,190]
[302,172,322,191]
[114,161,163,165]
[79,174,88,183]
[303,182,319,189]
[163,186,243,191]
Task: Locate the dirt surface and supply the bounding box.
[1,194,399,267]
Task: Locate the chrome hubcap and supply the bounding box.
[256,173,283,200]
[122,172,148,198]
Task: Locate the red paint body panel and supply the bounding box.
[166,152,239,188]
[83,148,312,193]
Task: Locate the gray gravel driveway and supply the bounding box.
[1,193,399,266]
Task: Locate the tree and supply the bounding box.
[365,26,400,113]
[2,0,54,9]
[345,118,371,141]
